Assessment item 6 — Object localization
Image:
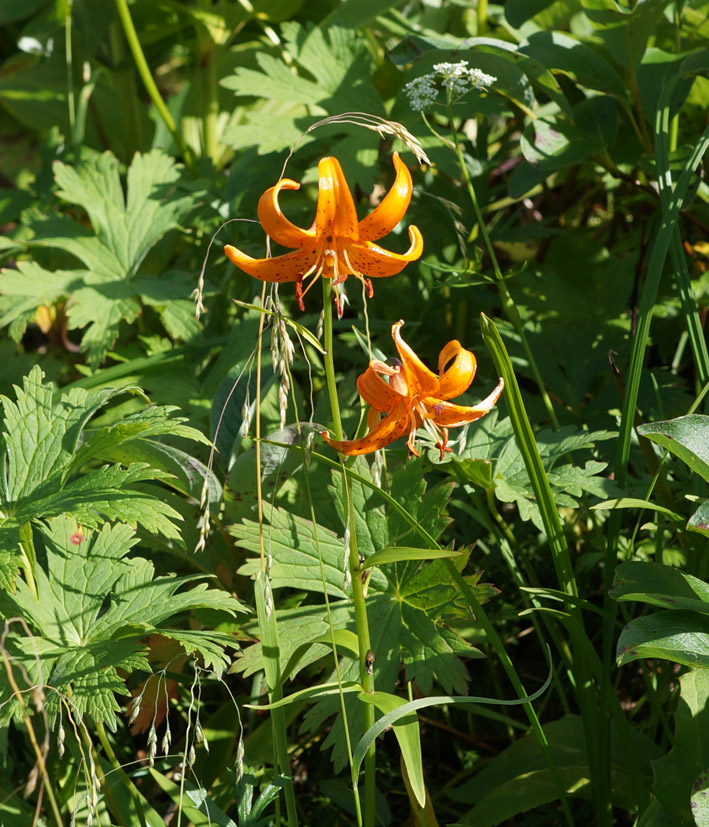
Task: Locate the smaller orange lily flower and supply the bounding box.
[224,153,423,317]
[322,321,504,459]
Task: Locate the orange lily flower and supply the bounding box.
[322,321,504,459]
[224,153,423,317]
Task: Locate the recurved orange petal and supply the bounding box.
[321,402,410,456]
[437,340,477,400]
[358,152,414,241]
[315,157,359,240]
[258,179,314,249]
[356,361,405,412]
[392,320,439,397]
[344,226,423,279]
[224,244,318,283]
[426,378,505,427]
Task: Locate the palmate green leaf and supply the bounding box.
[233,504,389,598]
[0,150,198,364]
[0,366,117,503]
[52,150,194,275]
[0,367,203,586]
[235,558,486,769]
[19,463,185,542]
[460,417,618,530]
[69,403,210,472]
[0,517,244,726]
[221,22,383,156]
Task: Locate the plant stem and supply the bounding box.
[0,650,64,827]
[108,21,143,156]
[65,0,76,144]
[254,287,299,826]
[95,720,147,827]
[114,0,195,169]
[196,26,220,164]
[476,0,488,35]
[446,104,560,430]
[19,522,38,600]
[322,278,376,827]
[322,280,344,442]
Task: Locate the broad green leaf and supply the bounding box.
[0,150,198,364]
[505,0,576,28]
[611,561,709,614]
[449,715,659,825]
[0,517,244,726]
[638,415,709,484]
[616,610,709,668]
[361,691,425,809]
[582,0,673,70]
[689,501,709,537]
[647,669,709,823]
[323,0,405,28]
[519,30,626,97]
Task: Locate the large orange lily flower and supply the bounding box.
[322,321,504,459]
[224,153,423,317]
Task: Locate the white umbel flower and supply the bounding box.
[404,60,496,111]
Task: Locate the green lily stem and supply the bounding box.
[95,720,147,827]
[114,0,195,170]
[322,279,344,442]
[322,278,376,827]
[445,104,560,431]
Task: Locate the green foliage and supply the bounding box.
[0,366,208,587]
[0,516,244,727]
[1,0,708,824]
[0,149,199,364]
[449,715,660,825]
